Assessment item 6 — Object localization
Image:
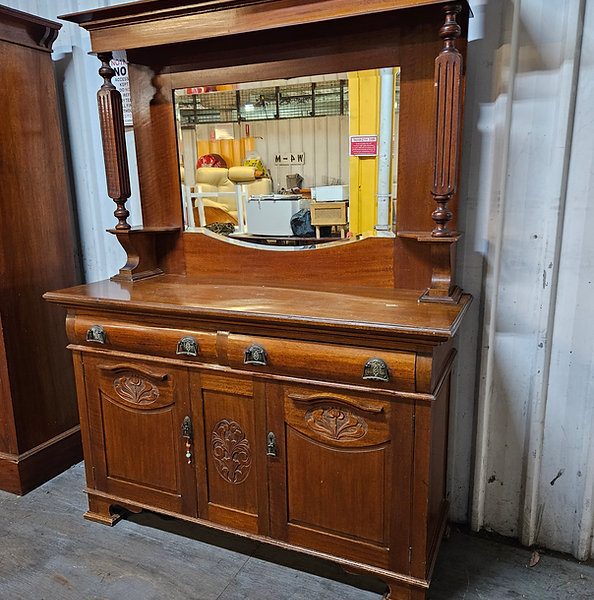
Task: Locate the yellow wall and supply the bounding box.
[348,70,380,236]
[348,69,396,236]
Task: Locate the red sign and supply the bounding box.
[350,135,378,156]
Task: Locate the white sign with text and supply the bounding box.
[274,152,305,166]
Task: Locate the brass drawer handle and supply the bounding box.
[363,358,390,382]
[86,325,106,344]
[177,336,198,357]
[244,344,267,366]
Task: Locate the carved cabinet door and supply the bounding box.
[266,383,414,573]
[190,371,269,536]
[83,355,197,516]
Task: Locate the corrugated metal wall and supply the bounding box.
[458,0,594,560]
[5,0,593,560]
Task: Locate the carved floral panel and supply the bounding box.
[212,419,252,484]
[113,374,160,405]
[305,406,368,441]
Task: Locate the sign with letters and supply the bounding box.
[274,152,305,166]
[110,53,133,127]
[350,135,378,157]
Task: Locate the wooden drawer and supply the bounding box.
[68,315,218,363]
[227,334,415,391]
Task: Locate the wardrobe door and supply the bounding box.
[190,371,269,535]
[267,383,414,572]
[84,355,197,516]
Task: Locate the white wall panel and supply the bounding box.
[535,0,594,558]
[462,0,594,560]
[250,116,348,189]
[7,0,594,561]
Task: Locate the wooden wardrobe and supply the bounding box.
[46,1,472,598]
[0,5,81,494]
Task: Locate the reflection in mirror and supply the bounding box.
[175,69,400,246]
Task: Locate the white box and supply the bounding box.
[246,195,303,236]
[311,185,349,202]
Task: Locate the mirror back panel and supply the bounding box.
[83,0,470,290]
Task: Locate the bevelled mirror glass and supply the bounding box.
[175,69,400,246]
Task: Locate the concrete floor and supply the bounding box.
[0,464,592,600]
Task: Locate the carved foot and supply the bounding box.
[383,583,427,600]
[84,495,124,526]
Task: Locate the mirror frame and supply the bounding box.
[62,0,470,297]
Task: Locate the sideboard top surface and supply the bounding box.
[45,275,471,343]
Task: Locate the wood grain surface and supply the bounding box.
[45,274,471,345]
[0,7,81,494]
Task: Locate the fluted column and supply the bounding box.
[97,51,131,230]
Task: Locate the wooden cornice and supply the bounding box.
[59,0,471,53]
[0,5,61,52]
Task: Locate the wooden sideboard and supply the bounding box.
[0,5,81,494]
[47,1,472,598]
[46,275,470,599]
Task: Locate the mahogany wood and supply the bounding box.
[226,333,417,391]
[49,2,474,598]
[46,277,470,598]
[399,232,463,303]
[62,0,468,52]
[84,353,197,516]
[0,4,59,52]
[0,6,81,494]
[46,275,471,347]
[127,64,186,274]
[431,4,464,237]
[97,52,131,230]
[109,3,468,289]
[108,227,179,281]
[185,232,397,287]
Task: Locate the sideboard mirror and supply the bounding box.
[174,68,401,246]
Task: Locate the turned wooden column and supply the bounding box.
[97,51,131,230]
[431,3,463,237]
[409,3,464,304]
[96,53,179,281]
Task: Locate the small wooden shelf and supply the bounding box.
[398,231,462,242]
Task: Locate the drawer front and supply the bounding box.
[227,334,415,391]
[70,316,416,392]
[69,315,218,363]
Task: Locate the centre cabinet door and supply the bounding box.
[266,383,414,573]
[190,371,269,535]
[83,355,197,516]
